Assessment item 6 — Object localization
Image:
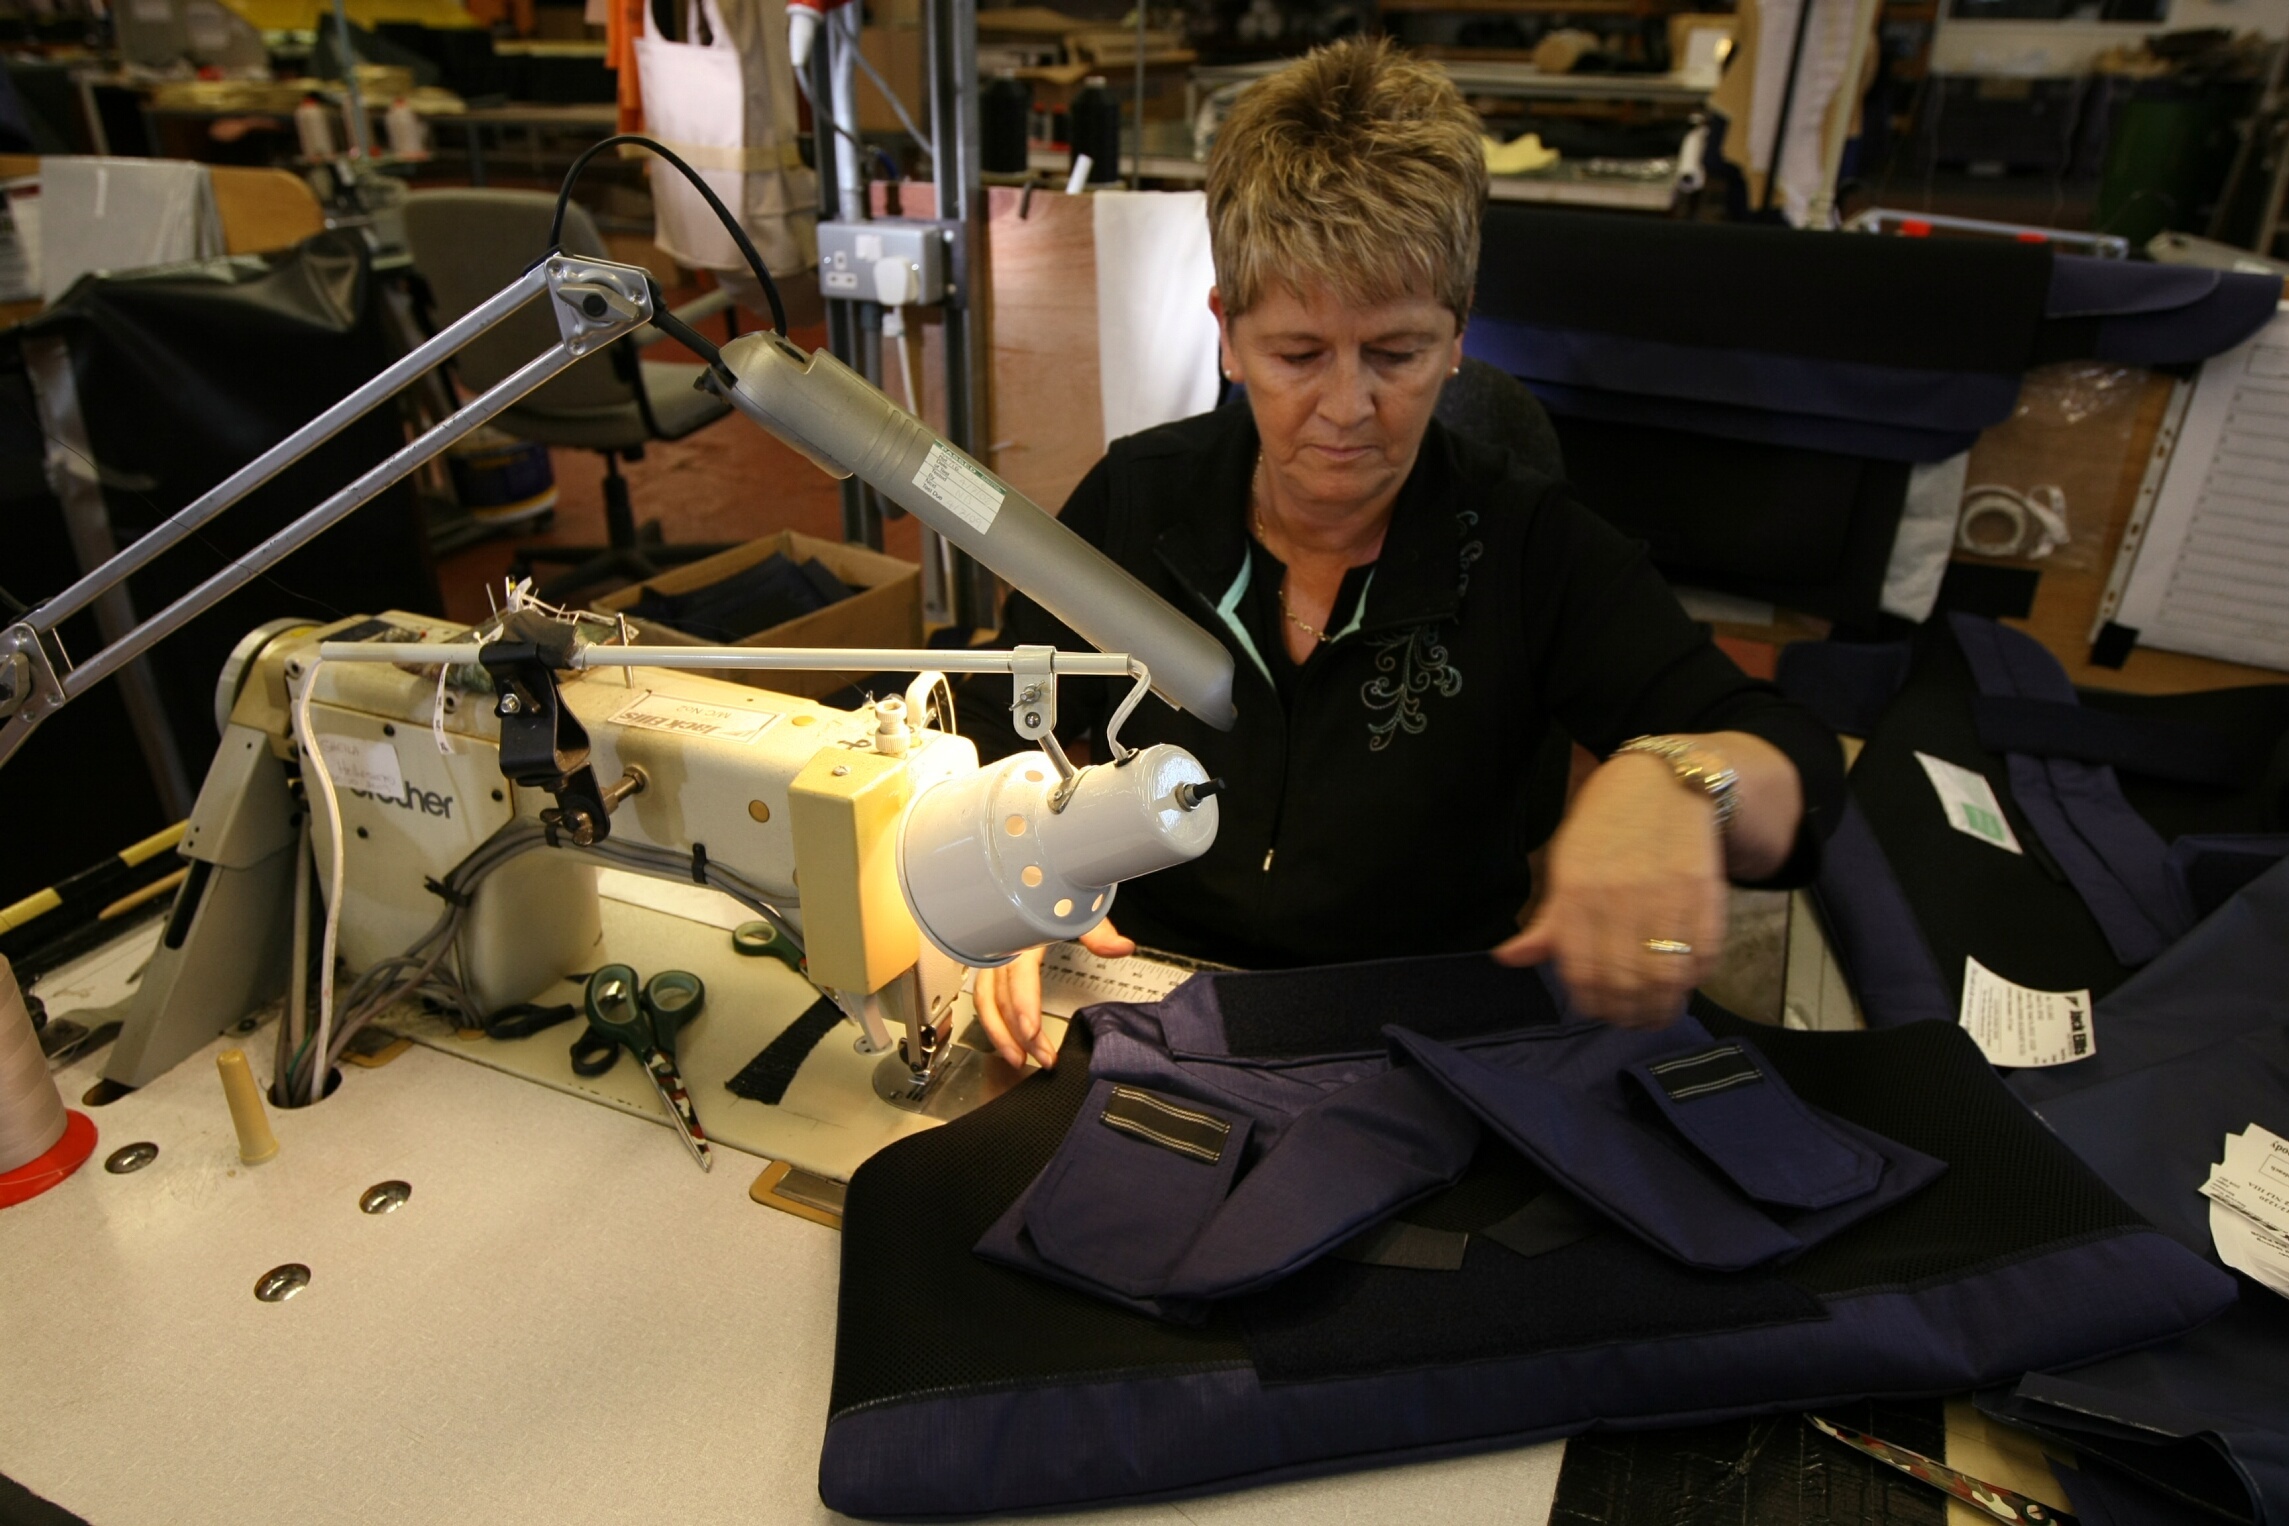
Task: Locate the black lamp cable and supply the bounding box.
[548,133,790,338]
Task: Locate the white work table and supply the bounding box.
[1,929,1564,1526]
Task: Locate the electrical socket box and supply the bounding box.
[817,219,948,305]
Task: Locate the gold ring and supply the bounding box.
[1643,938,1694,956]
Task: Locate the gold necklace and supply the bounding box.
[1249,454,1334,647]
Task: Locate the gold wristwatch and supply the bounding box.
[1615,735,1739,836]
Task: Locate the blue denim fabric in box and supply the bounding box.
[981,953,1943,1312]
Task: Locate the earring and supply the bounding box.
[1450,365,1461,376]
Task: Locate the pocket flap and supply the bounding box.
[1628,1041,1884,1210]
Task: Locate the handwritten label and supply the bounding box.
[317,735,404,798]
[913,443,1006,534]
[607,691,779,743]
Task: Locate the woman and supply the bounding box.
[962,37,1843,1064]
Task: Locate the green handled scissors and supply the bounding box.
[583,965,712,1172]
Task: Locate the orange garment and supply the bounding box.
[607,0,645,133]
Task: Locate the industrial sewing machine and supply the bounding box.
[0,145,1238,1128]
[99,598,1222,1115]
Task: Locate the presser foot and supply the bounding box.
[870,1029,1028,1121]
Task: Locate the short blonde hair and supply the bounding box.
[1206,37,1486,322]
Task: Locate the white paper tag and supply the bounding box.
[2210,1199,2289,1299]
[607,691,779,743]
[1916,752,2022,853]
[317,734,404,799]
[913,443,1005,534]
[1958,957,2095,1067]
[2201,1124,2289,1235]
[1038,943,1198,1020]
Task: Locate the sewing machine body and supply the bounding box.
[105,612,981,1089]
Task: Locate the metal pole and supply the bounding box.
[812,32,875,548]
[926,0,998,629]
[1761,0,1818,216]
[329,0,374,158]
[1132,0,1146,189]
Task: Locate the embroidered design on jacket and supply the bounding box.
[1360,509,1482,751]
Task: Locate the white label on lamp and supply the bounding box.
[1916,751,2022,853]
[913,443,1005,533]
[1958,957,2094,1067]
[607,691,779,743]
[318,734,404,799]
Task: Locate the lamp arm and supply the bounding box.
[0,253,658,771]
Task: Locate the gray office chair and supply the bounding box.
[402,188,738,599]
[1436,356,1565,480]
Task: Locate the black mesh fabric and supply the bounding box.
[1216,953,1558,1058]
[1695,1003,2149,1296]
[831,993,2157,1418]
[829,1024,1249,1420]
[1235,1214,1824,1385]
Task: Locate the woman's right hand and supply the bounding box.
[972,919,1136,1069]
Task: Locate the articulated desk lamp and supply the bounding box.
[0,140,1236,1119]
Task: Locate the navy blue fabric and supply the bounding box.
[981,965,1939,1309]
[2047,257,2222,319]
[1465,319,2009,462]
[1971,694,2262,789]
[1624,1040,1886,1210]
[1024,1079,1253,1301]
[1997,858,2289,1524]
[1777,639,1915,738]
[2167,834,2289,926]
[1391,1024,1941,1270]
[2041,258,2283,365]
[823,1233,2233,1518]
[1813,801,1959,1030]
[1951,612,2192,966]
[1510,376,1980,464]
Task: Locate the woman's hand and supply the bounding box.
[972,920,1138,1069]
[1493,752,1727,1028]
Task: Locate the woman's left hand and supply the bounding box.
[1492,751,1727,1028]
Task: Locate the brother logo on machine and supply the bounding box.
[350,780,456,819]
[317,733,454,819]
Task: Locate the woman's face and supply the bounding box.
[1214,279,1464,520]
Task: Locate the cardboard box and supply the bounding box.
[592,530,923,701]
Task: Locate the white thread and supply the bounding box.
[293,658,345,1104]
[0,955,68,1171]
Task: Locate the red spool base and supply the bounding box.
[0,1110,98,1208]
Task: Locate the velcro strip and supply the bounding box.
[1645,1043,1763,1102]
[1100,1085,1231,1164]
[1332,1219,1470,1271]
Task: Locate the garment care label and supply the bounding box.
[317,734,404,798]
[607,691,778,743]
[2206,1125,2289,1299]
[1915,752,2022,853]
[2202,1124,2289,1234]
[1958,957,2094,1067]
[913,444,1005,534]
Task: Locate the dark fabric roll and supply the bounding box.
[1476,206,2054,374]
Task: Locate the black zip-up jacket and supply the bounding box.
[956,404,1845,970]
